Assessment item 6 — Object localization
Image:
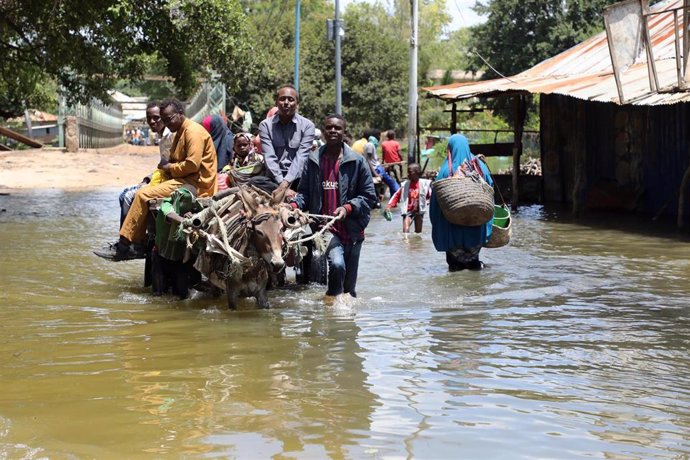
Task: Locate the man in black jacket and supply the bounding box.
[290,114,377,301]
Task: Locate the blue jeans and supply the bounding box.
[375,165,399,196]
[326,234,363,297]
[119,183,142,227]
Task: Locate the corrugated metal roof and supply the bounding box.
[423,0,690,106]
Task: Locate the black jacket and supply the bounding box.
[292,143,377,242]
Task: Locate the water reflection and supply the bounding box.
[180,311,376,458]
[2,192,690,458]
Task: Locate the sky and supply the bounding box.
[338,0,486,30]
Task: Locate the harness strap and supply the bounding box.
[212,206,249,264]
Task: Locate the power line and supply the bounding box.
[469,48,516,82]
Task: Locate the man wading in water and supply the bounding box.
[289,114,377,303]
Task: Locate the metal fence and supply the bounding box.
[58,97,124,149]
[422,128,541,158]
[186,81,226,122]
[57,81,226,149]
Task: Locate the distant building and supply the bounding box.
[6,110,59,144]
[426,69,484,84]
[109,90,149,123]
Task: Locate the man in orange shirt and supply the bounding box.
[95,99,217,261]
[380,129,403,183]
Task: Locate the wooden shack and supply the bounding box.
[424,0,690,227]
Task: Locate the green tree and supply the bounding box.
[239,0,409,133]
[236,0,332,120]
[299,2,409,134]
[367,0,452,85]
[429,28,472,78]
[468,0,620,78]
[0,0,255,119]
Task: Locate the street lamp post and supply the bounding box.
[407,0,418,163]
[335,0,342,115]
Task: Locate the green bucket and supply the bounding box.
[493,205,510,229]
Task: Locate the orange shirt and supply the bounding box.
[381,139,402,164]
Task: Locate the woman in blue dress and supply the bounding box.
[429,134,494,271]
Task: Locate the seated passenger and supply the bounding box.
[224,132,266,189]
[95,98,217,261]
[118,102,174,226]
[202,114,233,192]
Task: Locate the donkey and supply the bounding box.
[223,187,286,309]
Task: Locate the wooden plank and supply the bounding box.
[469,142,514,157]
[512,95,528,211]
[0,126,43,148]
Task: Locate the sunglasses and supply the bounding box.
[161,112,179,124]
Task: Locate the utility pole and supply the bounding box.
[294,0,301,92]
[407,0,418,163]
[335,0,342,114]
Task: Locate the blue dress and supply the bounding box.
[429,134,494,254]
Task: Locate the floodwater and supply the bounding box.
[1,189,690,459]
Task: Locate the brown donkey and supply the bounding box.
[223,187,286,309]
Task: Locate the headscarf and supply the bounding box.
[436,134,493,184]
[429,134,494,251]
[202,114,232,171]
[368,135,379,147]
[266,106,279,119]
[233,132,254,157]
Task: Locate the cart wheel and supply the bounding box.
[309,249,328,285]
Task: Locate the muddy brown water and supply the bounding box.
[1,190,690,459]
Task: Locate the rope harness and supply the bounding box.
[181,186,342,283]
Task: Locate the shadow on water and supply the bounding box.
[1,191,690,458]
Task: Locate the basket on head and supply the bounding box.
[432,175,494,226]
[485,205,511,248]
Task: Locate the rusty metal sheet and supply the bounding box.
[423,0,690,106]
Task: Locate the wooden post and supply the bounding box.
[677,139,690,229]
[65,116,79,152]
[0,126,43,148]
[677,166,690,229]
[511,95,527,211]
[416,104,421,163]
[451,102,457,134]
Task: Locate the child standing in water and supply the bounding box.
[385,163,432,233]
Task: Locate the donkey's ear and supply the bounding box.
[238,186,257,219]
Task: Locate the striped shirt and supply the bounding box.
[320,153,349,243]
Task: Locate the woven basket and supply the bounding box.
[433,175,494,226]
[486,215,511,248]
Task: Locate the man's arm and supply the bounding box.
[344,157,377,216]
[387,185,403,209]
[284,119,315,184]
[167,132,203,177]
[259,120,283,183]
[290,160,312,211]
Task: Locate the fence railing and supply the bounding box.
[186,81,226,122]
[59,97,124,149]
[422,128,541,158]
[57,81,226,149]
